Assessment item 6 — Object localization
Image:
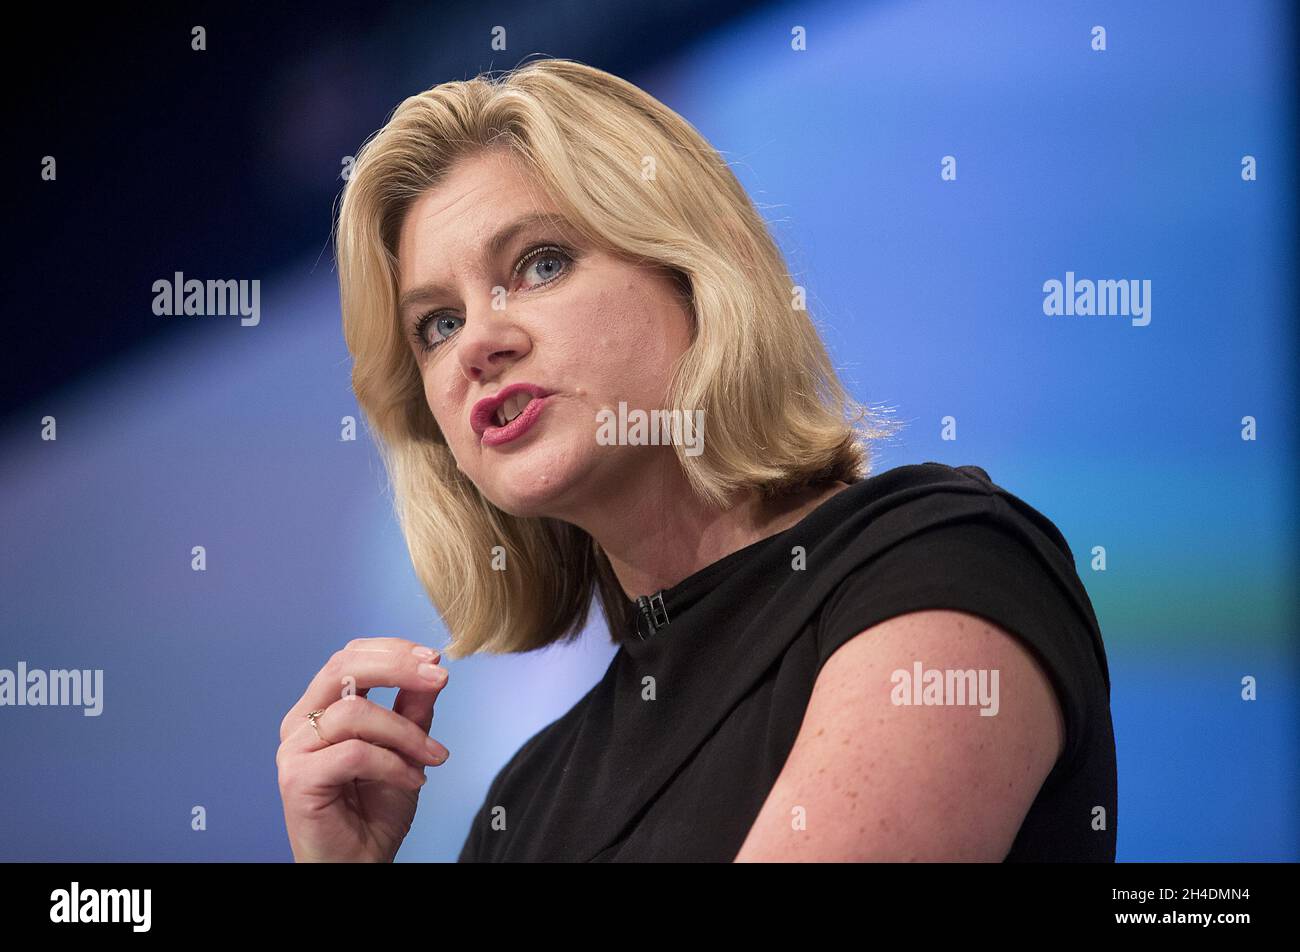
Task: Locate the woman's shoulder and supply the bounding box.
[849,459,1012,505]
[822,460,1100,648]
[775,461,1094,645]
[808,459,1112,770]
[836,460,1080,570]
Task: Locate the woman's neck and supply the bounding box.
[569,457,850,600]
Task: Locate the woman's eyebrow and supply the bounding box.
[398,212,577,317]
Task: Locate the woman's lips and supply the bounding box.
[480,394,551,447]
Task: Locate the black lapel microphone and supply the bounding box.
[634,591,670,641]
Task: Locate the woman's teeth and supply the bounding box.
[494,394,533,427]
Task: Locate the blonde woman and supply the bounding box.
[276,58,1116,862]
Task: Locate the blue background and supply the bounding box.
[2,0,1295,861]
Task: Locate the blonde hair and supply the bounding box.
[334,57,901,659]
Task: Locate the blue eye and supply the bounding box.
[410,243,575,354]
[412,312,464,353]
[516,246,572,288]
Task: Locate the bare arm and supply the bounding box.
[734,609,1065,862]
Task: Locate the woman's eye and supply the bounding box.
[413,312,463,352]
[411,246,572,354]
[516,246,572,289]
[434,314,464,339]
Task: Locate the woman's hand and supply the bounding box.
[277,637,451,862]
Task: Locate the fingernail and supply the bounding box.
[412,645,439,661]
[426,737,449,763]
[417,662,446,683]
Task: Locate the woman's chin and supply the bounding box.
[479,466,580,519]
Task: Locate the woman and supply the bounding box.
[277,58,1117,862]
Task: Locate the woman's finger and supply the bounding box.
[295,738,427,793]
[287,694,450,767]
[393,685,440,735]
[280,638,447,741]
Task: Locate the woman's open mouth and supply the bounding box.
[481,393,551,447]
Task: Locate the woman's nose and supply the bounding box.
[455,301,531,382]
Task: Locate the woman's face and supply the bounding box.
[396,148,695,519]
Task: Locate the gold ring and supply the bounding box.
[306,709,326,742]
